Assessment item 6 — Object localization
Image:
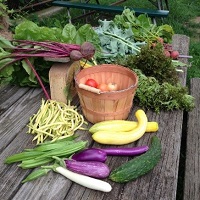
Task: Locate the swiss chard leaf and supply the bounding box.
[62,23,77,43]
[14,20,62,41]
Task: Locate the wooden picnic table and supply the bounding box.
[0,34,198,200]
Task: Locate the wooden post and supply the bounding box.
[49,61,80,103]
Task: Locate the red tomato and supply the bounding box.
[107,82,118,91]
[85,79,98,88]
[97,83,109,92]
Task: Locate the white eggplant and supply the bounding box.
[55,166,112,192]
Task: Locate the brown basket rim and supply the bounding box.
[75,64,138,94]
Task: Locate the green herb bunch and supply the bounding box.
[133,69,195,112]
[119,43,179,85]
[116,45,195,113]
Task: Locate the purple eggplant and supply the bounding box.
[72,148,107,162]
[65,160,110,179]
[101,146,149,156]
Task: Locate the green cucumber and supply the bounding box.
[109,136,162,183]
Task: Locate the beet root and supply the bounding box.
[80,42,95,59]
[70,50,84,61]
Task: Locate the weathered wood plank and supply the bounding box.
[184,78,200,200]
[0,85,30,115]
[0,87,44,152]
[0,88,47,200]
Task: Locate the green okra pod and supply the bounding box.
[4,151,44,164]
[22,168,51,183]
[35,141,87,160]
[18,157,54,169]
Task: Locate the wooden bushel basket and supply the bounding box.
[75,64,138,123]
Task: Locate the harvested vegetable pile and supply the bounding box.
[118,43,179,85]
[130,69,194,112]
[94,9,174,63]
[4,136,88,182]
[28,99,87,144]
[0,9,194,113]
[0,22,100,86]
[115,43,195,112]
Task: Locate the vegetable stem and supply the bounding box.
[24,58,51,100]
[103,31,141,52]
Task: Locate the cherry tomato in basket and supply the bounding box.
[97,83,109,92]
[85,79,98,88]
[108,82,118,91]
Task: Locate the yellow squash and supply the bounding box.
[92,109,148,145]
[89,121,158,133]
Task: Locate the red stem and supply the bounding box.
[24,58,51,100]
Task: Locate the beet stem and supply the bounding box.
[24,58,51,100]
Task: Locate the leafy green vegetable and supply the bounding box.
[113,9,174,43]
[94,19,145,63]
[14,20,63,41]
[115,41,194,112]
[117,43,179,85]
[14,21,100,48]
[0,21,101,86]
[131,69,194,113]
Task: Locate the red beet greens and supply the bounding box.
[0,37,96,99]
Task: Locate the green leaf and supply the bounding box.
[14,20,62,41]
[38,26,62,41]
[0,65,14,77]
[137,14,151,28]
[0,46,11,58]
[75,24,100,45]
[172,60,187,67]
[22,168,51,183]
[94,20,143,62]
[0,58,14,70]
[62,23,77,43]
[113,8,174,43]
[0,35,14,48]
[0,65,15,85]
[14,20,39,40]
[21,59,37,84]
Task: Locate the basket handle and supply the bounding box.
[78,83,101,94]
